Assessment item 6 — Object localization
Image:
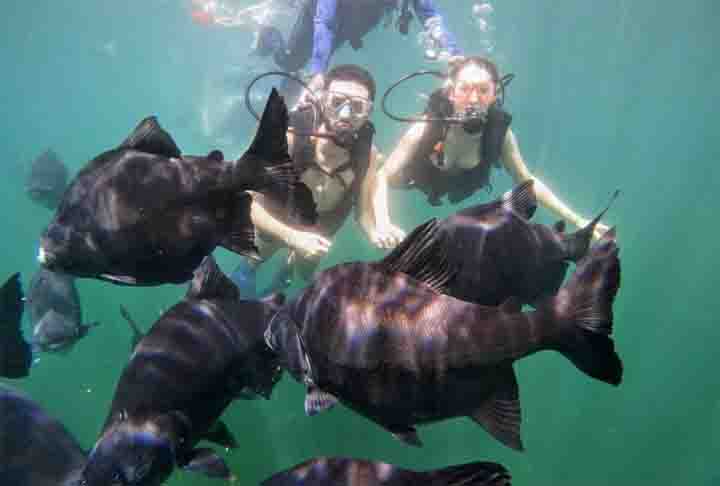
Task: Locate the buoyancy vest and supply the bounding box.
[287,107,375,238]
[388,88,512,205]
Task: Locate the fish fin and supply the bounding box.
[207,149,224,162]
[469,367,524,451]
[563,190,620,262]
[219,192,261,259]
[119,305,144,350]
[100,274,138,285]
[304,386,338,416]
[553,220,566,233]
[0,273,31,379]
[203,421,238,449]
[421,461,511,486]
[389,425,423,447]
[499,297,523,313]
[244,88,291,168]
[549,229,622,385]
[119,116,182,158]
[501,180,537,220]
[77,321,100,338]
[181,448,234,479]
[186,256,240,301]
[379,218,456,293]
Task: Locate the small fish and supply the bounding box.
[80,256,285,486]
[0,273,32,378]
[0,383,86,486]
[267,221,622,450]
[261,457,511,486]
[119,305,145,352]
[27,268,98,354]
[438,180,618,306]
[38,89,316,285]
[25,148,68,210]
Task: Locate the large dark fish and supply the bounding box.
[0,383,86,486]
[25,148,69,210]
[27,268,98,354]
[438,180,618,306]
[267,221,622,450]
[0,273,32,378]
[261,457,511,486]
[80,256,284,486]
[38,89,316,286]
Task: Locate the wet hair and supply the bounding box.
[448,56,500,86]
[325,64,377,101]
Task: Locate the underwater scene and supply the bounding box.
[1,0,719,485]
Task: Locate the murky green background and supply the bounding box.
[2,1,719,484]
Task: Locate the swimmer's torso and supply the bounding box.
[300,141,355,213]
[437,125,484,171]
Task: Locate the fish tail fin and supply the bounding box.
[549,229,623,385]
[563,190,620,261]
[418,461,512,486]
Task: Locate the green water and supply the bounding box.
[2,1,719,484]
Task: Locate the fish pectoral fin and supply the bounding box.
[186,256,239,301]
[304,386,338,416]
[119,116,182,158]
[203,420,238,449]
[379,218,456,293]
[388,425,423,447]
[218,192,261,259]
[180,448,234,480]
[469,367,524,451]
[501,180,537,220]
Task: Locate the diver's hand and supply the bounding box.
[369,223,407,250]
[296,73,324,108]
[286,230,331,259]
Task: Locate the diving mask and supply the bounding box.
[323,91,373,122]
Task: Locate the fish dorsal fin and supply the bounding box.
[207,150,224,162]
[499,297,523,313]
[244,88,290,164]
[553,220,567,233]
[379,219,456,293]
[469,366,523,451]
[0,273,23,324]
[119,116,181,158]
[186,256,239,301]
[501,180,537,220]
[564,190,620,262]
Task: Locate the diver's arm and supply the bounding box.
[369,121,428,248]
[412,0,461,55]
[500,129,610,238]
[250,197,331,259]
[308,0,338,75]
[357,145,382,239]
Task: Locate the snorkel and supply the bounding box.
[381,61,514,134]
[245,72,370,148]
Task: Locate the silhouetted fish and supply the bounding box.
[267,222,622,450]
[38,89,315,286]
[25,148,69,210]
[0,273,32,378]
[0,383,86,486]
[27,268,98,354]
[261,457,511,486]
[80,256,284,486]
[438,180,618,306]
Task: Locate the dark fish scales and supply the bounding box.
[268,221,622,450]
[25,148,69,210]
[80,256,284,486]
[261,457,511,486]
[0,383,86,486]
[38,89,316,286]
[439,180,617,306]
[0,273,32,378]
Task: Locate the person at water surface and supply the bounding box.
[369,56,611,249]
[232,64,381,294]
